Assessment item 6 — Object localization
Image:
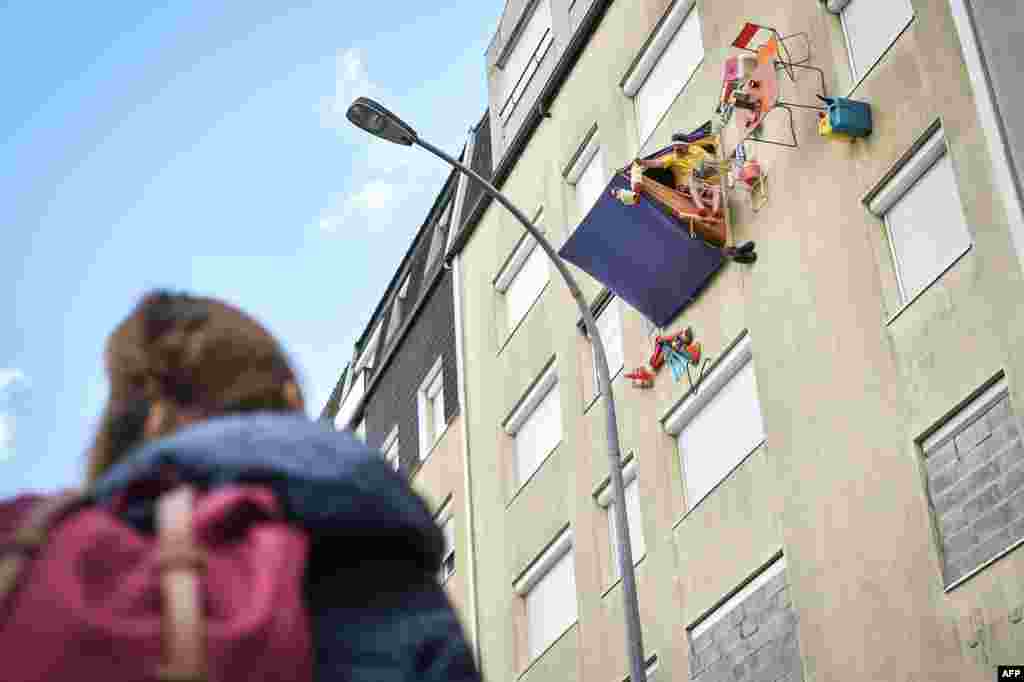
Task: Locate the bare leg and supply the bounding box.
[689,175,708,216]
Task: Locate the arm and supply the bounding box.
[636,156,668,169]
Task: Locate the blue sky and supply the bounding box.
[1,2,501,496]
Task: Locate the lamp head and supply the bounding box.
[346,97,418,146]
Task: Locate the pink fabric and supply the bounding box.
[0,486,312,682]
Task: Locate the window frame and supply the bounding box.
[865,124,973,315]
[565,127,605,224]
[504,361,562,488]
[381,425,400,472]
[386,272,413,342]
[595,457,646,581]
[417,357,447,460]
[620,655,660,682]
[919,375,1024,591]
[620,0,704,148]
[435,497,456,584]
[424,200,453,275]
[497,0,555,124]
[513,526,578,664]
[835,0,915,88]
[689,554,786,639]
[494,207,549,338]
[354,322,383,375]
[588,295,625,403]
[663,332,766,512]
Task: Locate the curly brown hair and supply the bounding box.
[86,290,304,484]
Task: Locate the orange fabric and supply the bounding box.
[757,38,778,65]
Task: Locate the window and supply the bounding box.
[921,377,1024,588]
[495,211,549,335]
[623,1,704,146]
[575,147,605,219]
[565,130,606,223]
[499,0,554,121]
[381,426,400,472]
[418,357,447,459]
[596,458,646,580]
[386,273,412,341]
[622,655,660,682]
[687,556,802,682]
[506,243,548,333]
[425,200,453,276]
[514,528,577,662]
[505,363,562,487]
[664,333,765,510]
[354,322,383,374]
[835,0,914,83]
[436,499,456,584]
[590,296,625,398]
[335,366,367,431]
[868,126,971,305]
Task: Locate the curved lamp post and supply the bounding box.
[347,97,647,682]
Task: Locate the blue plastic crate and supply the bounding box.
[819,96,872,138]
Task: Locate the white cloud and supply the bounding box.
[0,369,29,462]
[316,46,452,236]
[319,48,382,135]
[0,368,28,394]
[0,413,15,461]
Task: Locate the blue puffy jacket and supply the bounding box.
[90,413,481,682]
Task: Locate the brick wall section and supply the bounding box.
[362,269,459,477]
[924,394,1024,586]
[688,570,804,682]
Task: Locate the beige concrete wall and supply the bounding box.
[410,415,475,641]
[459,0,1024,680]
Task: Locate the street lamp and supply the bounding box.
[348,96,648,682]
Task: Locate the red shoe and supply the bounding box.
[625,367,655,388]
[650,346,666,370]
[685,342,702,364]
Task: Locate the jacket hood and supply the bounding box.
[90,413,443,572]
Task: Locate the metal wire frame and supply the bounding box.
[729,26,832,149]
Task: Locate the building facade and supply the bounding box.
[321,114,493,645]
[443,0,1024,681]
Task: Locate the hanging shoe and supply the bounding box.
[650,345,666,370]
[625,367,655,388]
[685,342,702,364]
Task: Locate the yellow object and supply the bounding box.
[818,115,852,141]
[653,146,720,188]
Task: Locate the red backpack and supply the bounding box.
[0,483,313,682]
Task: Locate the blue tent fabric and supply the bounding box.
[559,173,725,328]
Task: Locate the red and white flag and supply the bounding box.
[732,23,775,50]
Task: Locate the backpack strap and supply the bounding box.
[154,485,207,682]
[0,491,83,607]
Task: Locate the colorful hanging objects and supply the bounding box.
[719,23,833,150]
[627,327,711,391]
[727,143,769,213]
